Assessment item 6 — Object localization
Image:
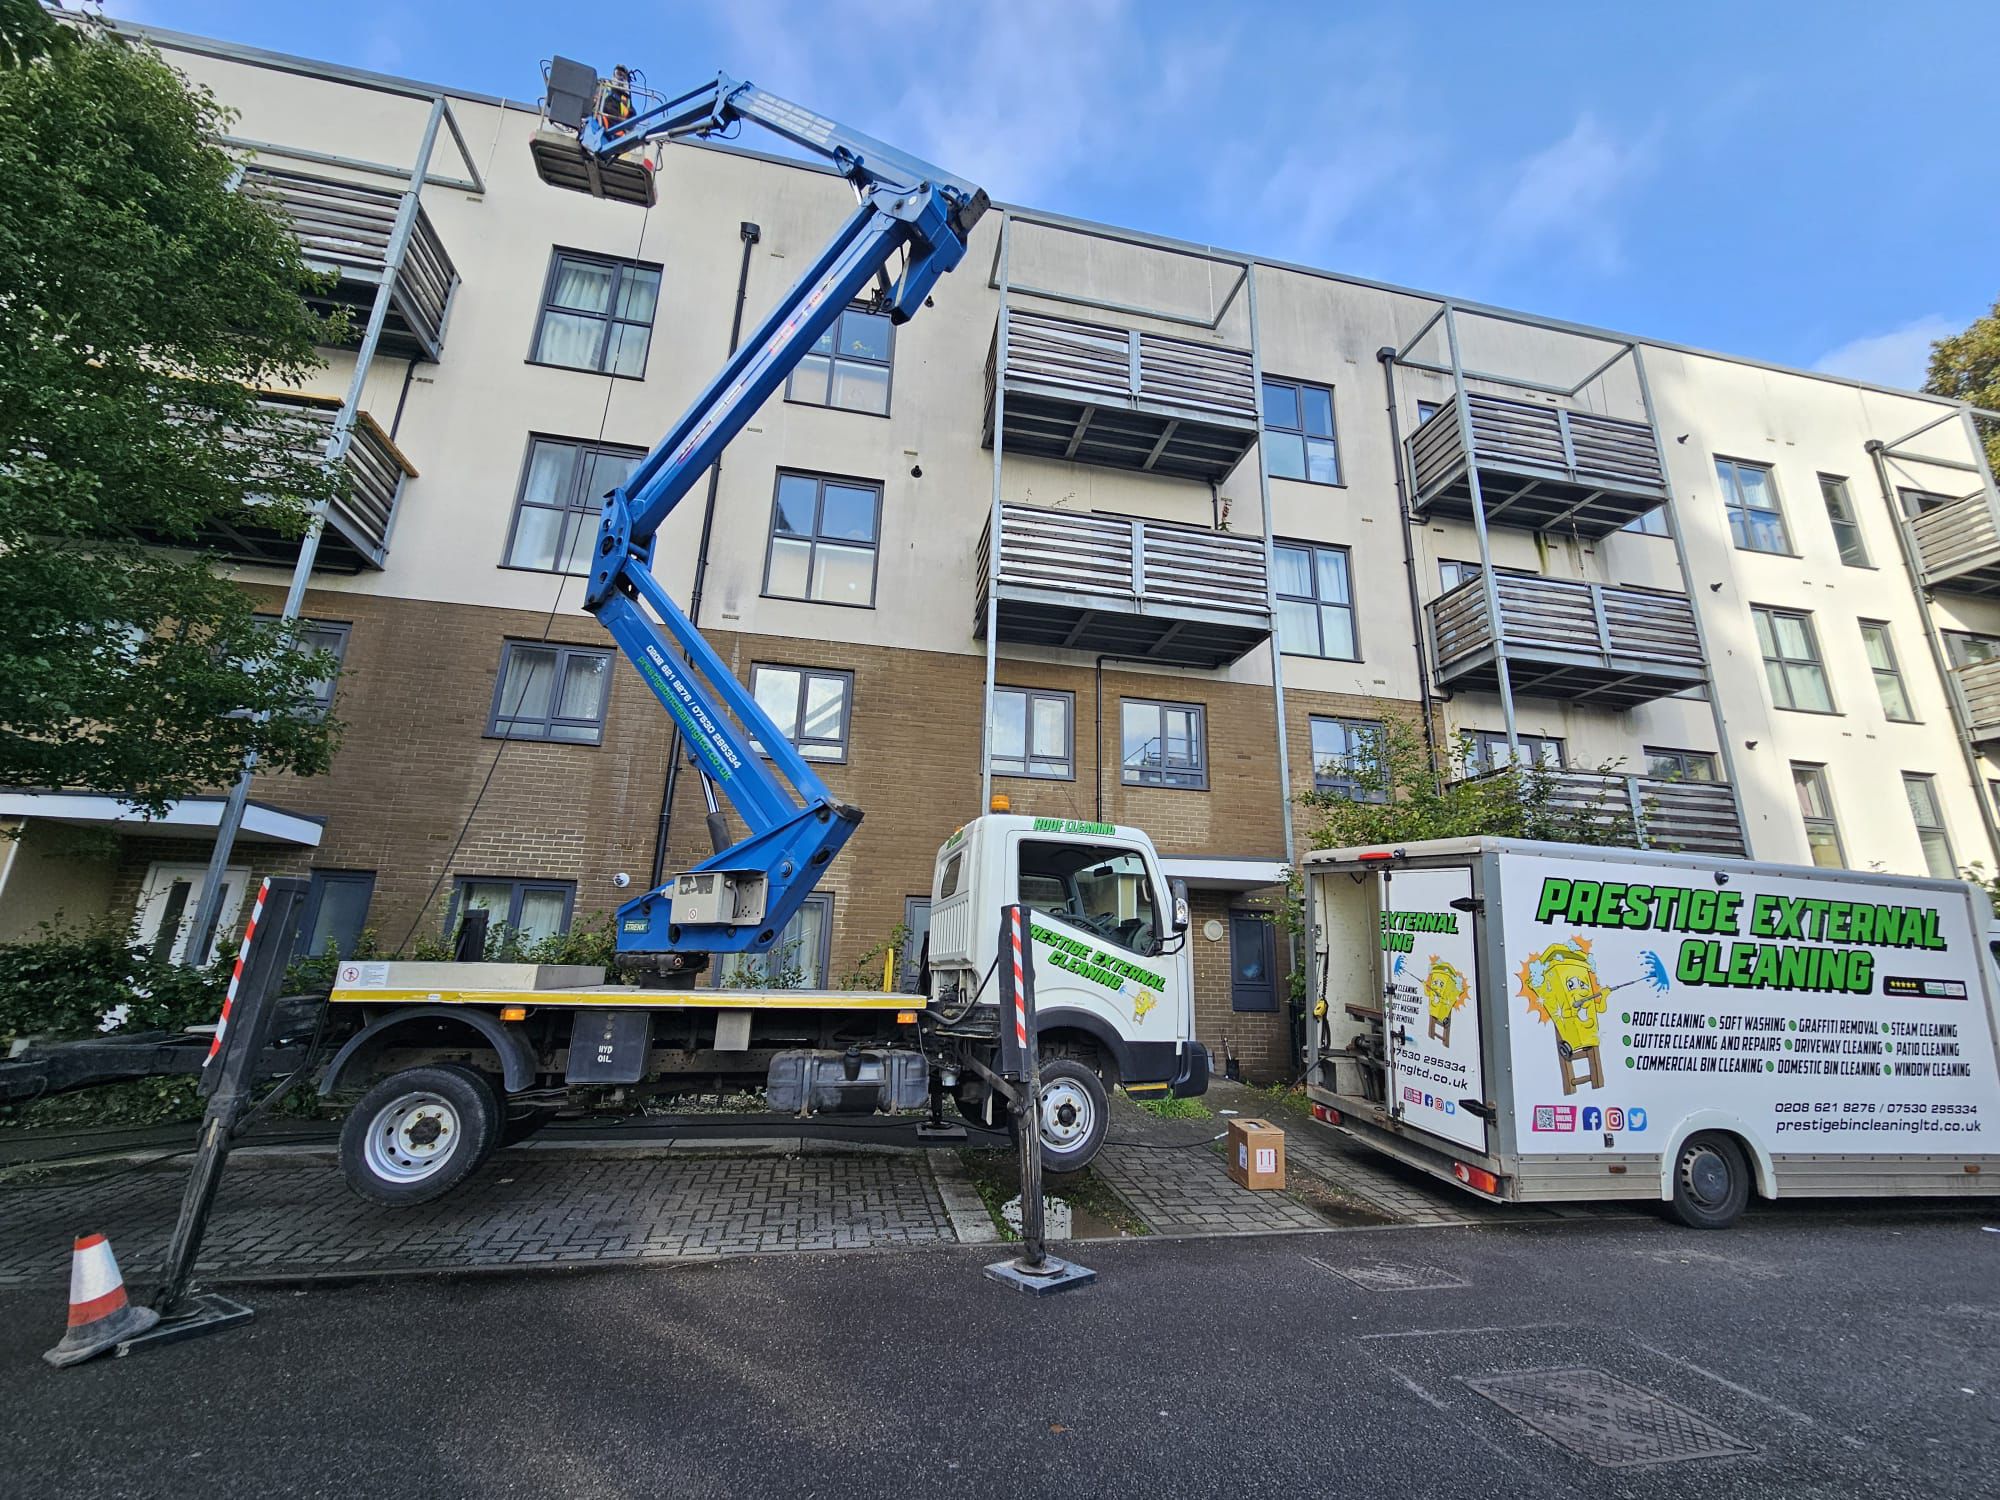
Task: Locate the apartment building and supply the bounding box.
[5,22,1999,1081]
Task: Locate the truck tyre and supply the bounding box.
[1668,1131,1750,1230]
[1027,1058,1108,1175]
[340,1064,499,1206]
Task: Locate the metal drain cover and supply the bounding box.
[1308,1256,1468,1291]
[1465,1367,1755,1468]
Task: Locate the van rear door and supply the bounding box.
[1380,865,1489,1154]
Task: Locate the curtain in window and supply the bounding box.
[517,889,568,944]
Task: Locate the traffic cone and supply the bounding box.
[43,1234,158,1368]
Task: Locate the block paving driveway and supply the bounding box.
[0,1085,1582,1290]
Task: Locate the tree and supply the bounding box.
[1294,709,1632,853]
[1924,298,2000,475]
[0,4,344,811]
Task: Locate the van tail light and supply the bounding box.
[1453,1162,1500,1195]
[1310,1102,1341,1125]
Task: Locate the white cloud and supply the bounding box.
[1483,113,1658,275]
[1813,315,1960,391]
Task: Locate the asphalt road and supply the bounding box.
[2,1205,1995,1498]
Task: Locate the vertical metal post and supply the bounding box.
[1631,347,1753,853]
[984,902,1093,1293]
[1245,266,1297,866]
[979,216,1011,815]
[121,877,311,1353]
[1867,438,2000,870]
[1443,303,1520,764]
[184,98,448,967]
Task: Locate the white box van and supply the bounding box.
[1302,838,2000,1226]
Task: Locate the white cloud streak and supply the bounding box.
[1813,316,1959,391]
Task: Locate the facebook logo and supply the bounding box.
[1582,1106,1603,1132]
[1627,1108,1648,1133]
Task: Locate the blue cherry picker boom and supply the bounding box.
[302,64,1210,1206]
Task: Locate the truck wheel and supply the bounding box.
[1668,1132,1750,1230]
[340,1065,499,1207]
[1030,1059,1108,1175]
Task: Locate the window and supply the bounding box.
[488,642,611,743]
[1944,631,2000,670]
[786,303,894,415]
[1820,475,1869,566]
[750,664,852,763]
[1622,507,1670,537]
[899,897,932,995]
[1273,542,1356,659]
[764,471,881,608]
[1644,747,1718,783]
[1229,911,1277,1013]
[1415,399,1442,425]
[1752,607,1834,713]
[255,616,349,716]
[296,871,376,962]
[531,250,661,376]
[1309,716,1385,800]
[1262,377,1340,484]
[504,436,645,574]
[990,687,1073,780]
[1018,840,1162,956]
[1465,730,1564,775]
[1716,457,1791,553]
[718,892,832,989]
[1902,773,1955,879]
[1791,764,1845,869]
[1439,559,1480,592]
[1859,621,1915,723]
[449,879,574,945]
[1121,699,1206,789]
[1900,488,1958,518]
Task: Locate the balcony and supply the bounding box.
[1461,768,1745,857]
[975,504,1271,668]
[241,165,459,362]
[177,393,415,572]
[1954,658,2000,744]
[1406,394,1668,537]
[984,310,1259,483]
[1907,490,2000,596]
[1428,573,1705,708]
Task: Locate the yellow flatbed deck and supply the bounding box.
[328,983,920,1012]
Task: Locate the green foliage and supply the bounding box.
[0,918,228,1045]
[0,15,347,810]
[837,921,909,991]
[1925,300,2000,474]
[1130,1093,1210,1119]
[406,911,632,979]
[0,1074,205,1134]
[1295,710,1632,850]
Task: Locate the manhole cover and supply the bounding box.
[1465,1367,1755,1468]
[1308,1256,1468,1291]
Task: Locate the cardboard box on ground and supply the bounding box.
[1226,1117,1285,1190]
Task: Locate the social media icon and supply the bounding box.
[1582,1106,1602,1132]
[1605,1107,1625,1131]
[1627,1108,1647,1132]
[1444,1100,1457,1115]
[1423,1093,1434,1108]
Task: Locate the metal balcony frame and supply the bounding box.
[1383,302,1749,853]
[980,212,1295,861]
[1867,405,2000,866]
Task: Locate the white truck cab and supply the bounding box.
[923,815,1208,1159]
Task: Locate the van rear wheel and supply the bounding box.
[1668,1131,1749,1229]
[340,1064,499,1207]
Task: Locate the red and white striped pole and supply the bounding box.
[204,877,270,1069]
[1009,905,1029,1057]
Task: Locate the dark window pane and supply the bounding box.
[840,310,892,362]
[819,484,878,542]
[773,475,819,536]
[1301,385,1334,437]
[1262,380,1299,431]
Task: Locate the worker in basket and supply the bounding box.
[597,65,635,134]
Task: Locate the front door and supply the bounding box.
[1380,865,1487,1153]
[135,861,248,966]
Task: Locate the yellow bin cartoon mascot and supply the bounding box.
[1518,940,1608,1094]
[1421,958,1467,1047]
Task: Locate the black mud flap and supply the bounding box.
[566,1010,654,1084]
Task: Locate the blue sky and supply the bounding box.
[100,0,2000,390]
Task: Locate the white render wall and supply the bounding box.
[145,28,2000,879]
